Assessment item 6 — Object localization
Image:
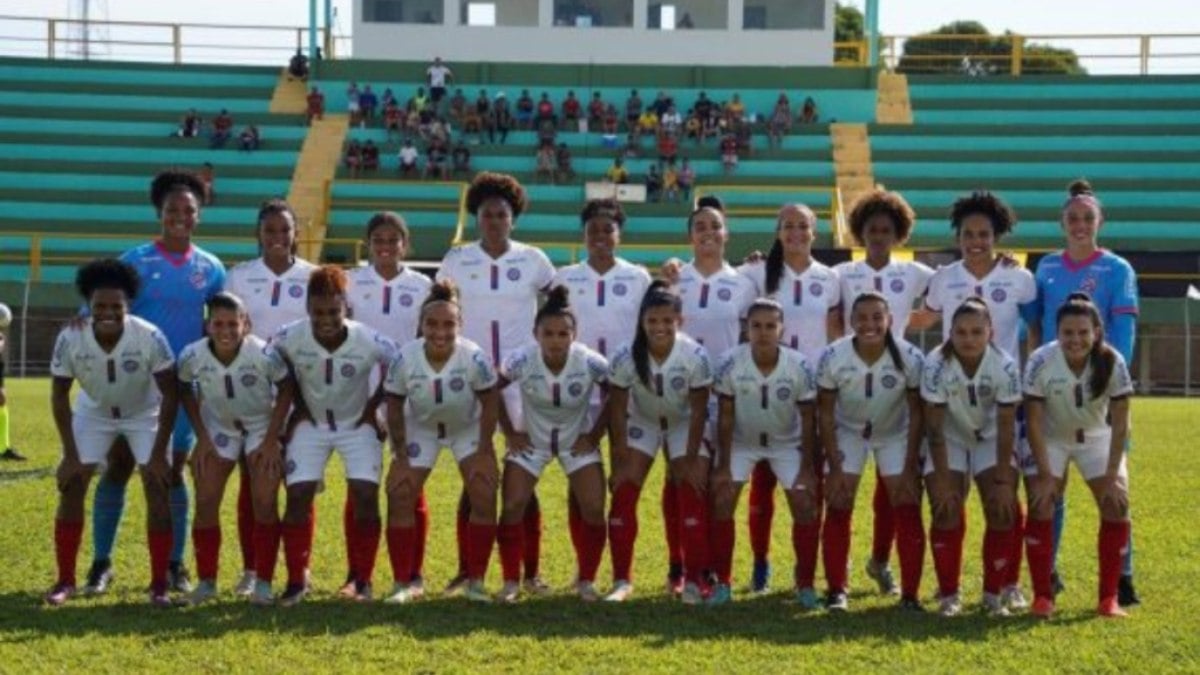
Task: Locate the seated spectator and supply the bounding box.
[734,119,753,156]
[720,133,738,176]
[287,49,309,80]
[451,140,471,176]
[677,157,695,201]
[429,116,449,145]
[475,90,494,139]
[358,85,378,126]
[398,139,420,177]
[799,96,819,124]
[587,92,606,130]
[684,110,701,145]
[645,164,663,203]
[562,90,582,130]
[535,144,556,184]
[536,93,556,127]
[726,93,746,123]
[768,96,791,149]
[381,87,397,109]
[362,140,380,172]
[209,109,234,148]
[491,92,512,145]
[625,89,643,132]
[662,161,680,203]
[701,108,721,142]
[346,81,361,126]
[536,118,558,148]
[659,104,682,137]
[405,108,422,140]
[555,142,575,183]
[516,89,535,130]
[344,139,363,177]
[603,103,620,135]
[418,103,437,141]
[407,87,429,114]
[621,131,641,159]
[306,87,325,125]
[693,92,714,121]
[651,90,673,117]
[657,130,679,164]
[637,109,659,137]
[384,100,403,142]
[462,104,483,143]
[177,108,202,138]
[605,156,630,184]
[448,88,468,126]
[238,125,260,152]
[425,139,449,179]
[198,162,216,205]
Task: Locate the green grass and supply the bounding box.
[1,378,1198,672]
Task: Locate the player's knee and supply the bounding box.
[467,480,497,520]
[500,492,530,524]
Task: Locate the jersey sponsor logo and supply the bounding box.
[399,293,414,307]
[890,278,905,293]
[241,373,259,388]
[289,284,305,298]
[122,359,140,373]
[568,381,585,397]
[628,426,645,440]
[716,287,733,302]
[340,363,357,378]
[671,375,687,391]
[406,441,421,458]
[506,267,522,281]
[991,288,1007,303]
[881,373,898,389]
[776,385,792,401]
[612,282,628,296]
[809,282,824,297]
[449,376,466,392]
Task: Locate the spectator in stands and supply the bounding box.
[288,48,309,80]
[651,90,674,117]
[684,109,701,146]
[693,92,714,122]
[384,99,403,143]
[344,139,363,178]
[405,106,422,141]
[535,92,556,128]
[448,88,468,126]
[398,139,419,177]
[516,89,535,130]
[425,138,449,179]
[535,143,556,184]
[621,130,641,159]
[362,139,380,173]
[427,56,454,105]
[588,92,606,131]
[662,160,680,203]
[431,116,452,146]
[657,130,679,164]
[603,103,620,135]
[407,86,429,114]
[381,87,396,110]
[768,95,792,149]
[645,163,663,203]
[555,142,575,183]
[475,90,494,142]
[720,132,739,175]
[451,139,471,176]
[176,108,202,138]
[735,119,753,157]
[726,93,746,123]
[701,107,721,143]
[605,156,630,184]
[209,109,234,149]
[358,85,378,126]
[659,104,682,137]
[346,81,361,126]
[306,86,325,125]
[637,108,659,137]
[677,157,695,201]
[492,92,513,145]
[238,124,260,152]
[462,101,483,144]
[799,96,819,124]
[536,118,558,148]
[198,162,216,205]
[677,12,695,28]
[562,90,582,130]
[625,89,643,132]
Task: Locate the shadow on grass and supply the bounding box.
[0,467,54,483]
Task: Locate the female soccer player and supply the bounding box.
[263,266,399,606]
[816,292,925,612]
[922,298,1022,617]
[495,286,611,602]
[437,173,555,595]
[832,189,933,597]
[177,293,292,605]
[708,299,819,607]
[606,281,713,604]
[1022,293,1133,618]
[85,171,225,597]
[224,198,316,596]
[46,259,178,607]
[346,212,433,600]
[1021,180,1140,607]
[382,281,500,603]
[737,203,841,593]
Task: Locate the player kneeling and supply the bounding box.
[495,286,610,602]
[922,299,1022,617]
[383,280,500,603]
[47,259,179,607]
[266,266,399,606]
[177,293,292,605]
[1022,293,1133,619]
[708,299,819,607]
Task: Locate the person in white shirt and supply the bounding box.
[177,292,291,606]
[816,292,925,612]
[708,299,819,607]
[605,282,713,604]
[833,188,933,598]
[437,172,556,594]
[382,281,500,604]
[426,56,454,104]
[263,266,400,607]
[223,198,316,597]
[46,259,178,607]
[921,298,1022,617]
[495,286,611,602]
[1021,293,1133,619]
[737,202,842,593]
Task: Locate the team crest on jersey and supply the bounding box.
[568,381,585,397]
[810,283,824,297]
[288,285,304,298]
[890,278,905,293]
[881,374,898,389]
[978,384,993,399]
[122,359,140,373]
[776,386,792,401]
[671,375,686,391]
[1080,275,1098,294]
[399,293,414,307]
[214,433,230,448]
[189,270,208,290]
[241,373,258,388]
[507,267,522,281]
[991,288,1007,303]
[717,288,732,302]
[449,376,466,392]
[628,426,644,440]
[613,282,628,296]
[340,363,357,378]
[406,442,421,458]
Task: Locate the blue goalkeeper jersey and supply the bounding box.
[119,241,226,353]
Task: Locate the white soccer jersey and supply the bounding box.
[713,343,817,449]
[1023,342,1133,444]
[50,316,175,419]
[225,257,318,340]
[921,345,1022,446]
[347,265,432,344]
[740,260,841,363]
[501,342,608,453]
[925,260,1036,358]
[834,259,933,339]
[676,261,757,362]
[437,241,555,366]
[816,335,924,443]
[384,336,498,434]
[609,333,712,427]
[553,258,651,357]
[266,319,399,431]
[177,335,288,433]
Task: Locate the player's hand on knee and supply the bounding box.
[504,431,533,458]
[144,453,171,489]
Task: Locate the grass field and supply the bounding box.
[1,378,1198,672]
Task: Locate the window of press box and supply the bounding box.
[648,1,727,30]
[743,0,824,30]
[554,0,634,28]
[461,0,539,27]
[363,0,445,24]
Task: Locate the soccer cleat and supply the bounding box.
[249,580,274,606]
[1098,596,1129,618]
[406,578,426,601]
[982,592,1011,617]
[383,583,413,604]
[44,583,75,607]
[1001,584,1029,610]
[187,580,218,606]
[605,581,634,602]
[899,596,926,612]
[795,587,820,611]
[1118,574,1141,607]
[680,582,705,605]
[234,571,257,597]
[168,562,194,594]
[866,558,899,596]
[279,583,307,607]
[337,573,358,599]
[576,581,599,602]
[706,583,732,606]
[937,593,962,617]
[1030,596,1055,619]
[825,591,849,613]
[523,576,552,596]
[497,581,521,604]
[1,447,27,461]
[464,580,492,603]
[82,560,114,595]
[750,560,771,594]
[353,580,373,602]
[665,574,685,597]
[443,573,470,597]
[149,584,177,608]
[1050,570,1065,598]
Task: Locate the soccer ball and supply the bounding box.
[0,303,11,329]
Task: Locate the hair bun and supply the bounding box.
[1067,178,1094,197]
[1066,291,1093,303]
[428,279,459,303]
[544,284,570,310]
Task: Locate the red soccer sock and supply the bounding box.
[283,520,312,587]
[608,482,641,582]
[661,480,682,569]
[54,519,84,587]
[354,518,381,585]
[1098,520,1130,603]
[930,522,964,597]
[710,518,735,585]
[983,525,1015,595]
[342,498,358,580]
[568,490,584,566]
[578,521,606,583]
[677,482,711,586]
[497,522,524,583]
[1025,517,1054,599]
[792,518,821,589]
[386,525,417,584]
[871,475,894,565]
[522,493,542,580]
[748,461,777,564]
[1006,503,1026,586]
[894,503,927,600]
[822,507,852,592]
[413,490,429,581]
[148,527,173,592]
[192,525,222,582]
[466,521,496,581]
[253,521,281,583]
[236,470,255,571]
[456,491,470,577]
